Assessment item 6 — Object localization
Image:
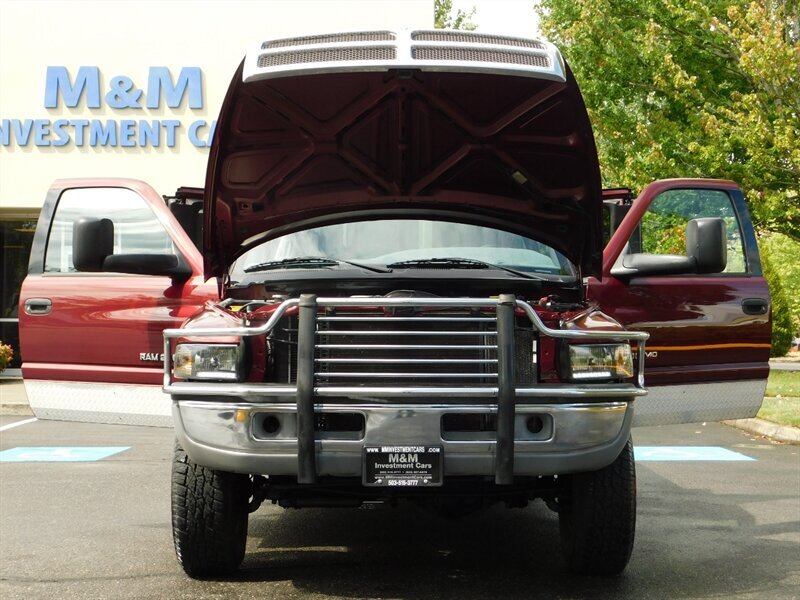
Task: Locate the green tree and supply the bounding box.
[762,232,800,331]
[538,0,800,354]
[434,0,477,30]
[537,0,800,242]
[761,244,796,356]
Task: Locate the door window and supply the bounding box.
[44,187,175,273]
[630,189,747,273]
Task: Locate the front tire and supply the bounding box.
[558,438,636,576]
[171,444,250,577]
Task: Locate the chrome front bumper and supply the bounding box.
[166,295,648,483]
[173,399,634,477]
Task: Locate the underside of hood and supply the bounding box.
[204,30,603,279]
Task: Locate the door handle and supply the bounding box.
[23,298,52,315]
[741,298,769,316]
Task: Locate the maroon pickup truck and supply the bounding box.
[19,30,770,577]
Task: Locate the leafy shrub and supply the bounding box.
[0,342,12,372]
[762,233,800,334]
[760,245,794,357]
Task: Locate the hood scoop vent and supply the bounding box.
[246,28,564,83]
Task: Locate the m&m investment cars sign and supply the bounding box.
[1,67,217,149]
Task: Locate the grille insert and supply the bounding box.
[258,46,396,68]
[412,46,550,68]
[412,30,546,50]
[262,31,395,49]
[316,311,498,387]
[268,310,537,389]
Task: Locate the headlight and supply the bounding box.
[173,344,243,381]
[567,343,633,381]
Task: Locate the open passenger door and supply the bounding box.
[587,179,771,426]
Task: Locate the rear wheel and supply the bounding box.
[558,438,636,576]
[171,444,250,577]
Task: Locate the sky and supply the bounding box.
[452,0,541,37]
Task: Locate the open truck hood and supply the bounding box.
[205,29,602,278]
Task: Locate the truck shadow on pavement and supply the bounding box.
[219,465,800,599]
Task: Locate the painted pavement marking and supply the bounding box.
[0,445,754,463]
[635,446,756,461]
[0,446,130,462]
[0,417,38,432]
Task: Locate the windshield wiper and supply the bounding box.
[385,257,544,280]
[244,256,389,274]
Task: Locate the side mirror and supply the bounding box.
[611,217,727,279]
[73,217,114,271]
[72,218,192,283]
[687,217,727,274]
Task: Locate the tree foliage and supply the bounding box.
[762,232,800,331]
[537,0,800,242]
[760,243,796,356]
[434,0,477,30]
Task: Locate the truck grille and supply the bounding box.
[268,311,536,388]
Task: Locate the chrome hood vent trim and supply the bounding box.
[245,28,565,83]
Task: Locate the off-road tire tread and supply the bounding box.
[171,445,249,577]
[560,438,636,576]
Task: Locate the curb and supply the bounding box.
[724,418,800,445]
[0,403,33,416]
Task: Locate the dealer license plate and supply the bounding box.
[363,445,443,487]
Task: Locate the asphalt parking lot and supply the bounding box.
[1,416,798,600]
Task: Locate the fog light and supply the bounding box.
[526,416,544,433]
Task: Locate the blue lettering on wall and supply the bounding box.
[12,119,35,145]
[52,119,70,147]
[188,120,217,148]
[72,119,90,146]
[162,120,181,147]
[34,120,49,145]
[138,121,159,146]
[105,76,143,109]
[90,120,117,146]
[44,66,101,108]
[0,66,212,149]
[0,119,216,148]
[146,67,203,109]
[119,120,137,147]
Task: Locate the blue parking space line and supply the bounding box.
[635,446,755,462]
[0,447,130,462]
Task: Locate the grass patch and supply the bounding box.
[758,397,800,428]
[759,371,800,427]
[765,370,800,398]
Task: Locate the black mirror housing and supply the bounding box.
[73,218,113,271]
[687,217,726,273]
[102,254,192,281]
[72,217,192,283]
[612,217,728,279]
[615,253,696,277]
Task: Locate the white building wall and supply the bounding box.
[0,0,433,209]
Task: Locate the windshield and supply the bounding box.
[231,220,576,279]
